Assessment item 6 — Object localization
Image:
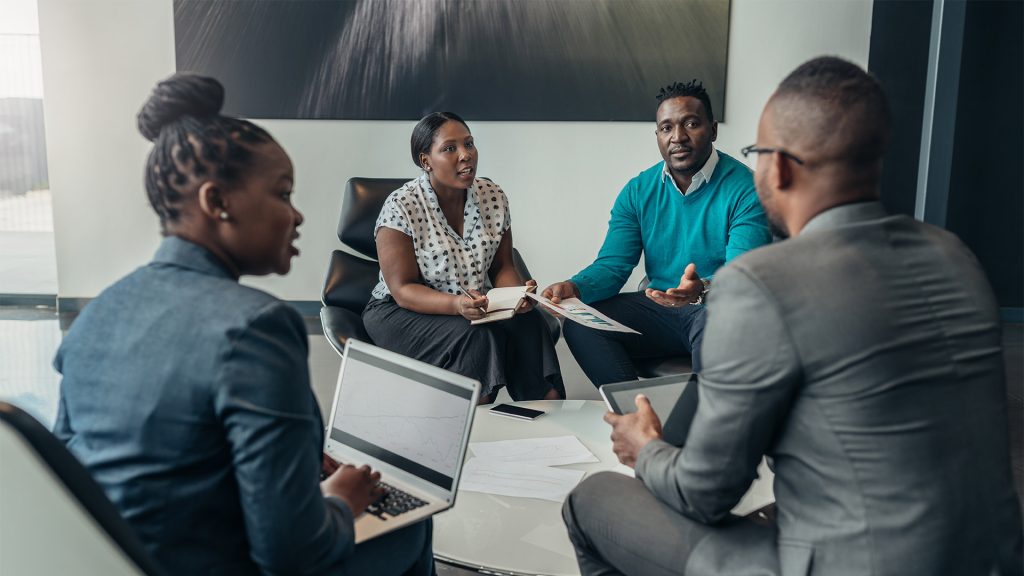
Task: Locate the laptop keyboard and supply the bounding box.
[365,482,428,519]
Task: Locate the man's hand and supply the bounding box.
[645,263,704,308]
[321,464,386,516]
[516,279,538,314]
[604,394,664,468]
[541,280,580,304]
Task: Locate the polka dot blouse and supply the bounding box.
[371,173,512,299]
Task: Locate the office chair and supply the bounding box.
[320,177,560,354]
[0,402,164,576]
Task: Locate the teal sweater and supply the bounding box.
[571,153,771,303]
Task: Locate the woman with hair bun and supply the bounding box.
[52,74,434,575]
[364,112,564,404]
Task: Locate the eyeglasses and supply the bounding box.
[740,145,805,165]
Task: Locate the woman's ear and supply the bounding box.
[197,181,229,221]
[419,153,431,172]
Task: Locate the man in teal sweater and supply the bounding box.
[543,81,771,384]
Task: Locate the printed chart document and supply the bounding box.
[459,458,585,503]
[469,435,598,467]
[526,293,641,334]
[470,285,537,325]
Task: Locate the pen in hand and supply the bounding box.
[458,286,488,315]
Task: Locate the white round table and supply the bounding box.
[433,400,624,576]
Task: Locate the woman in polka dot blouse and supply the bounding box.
[363,112,565,403]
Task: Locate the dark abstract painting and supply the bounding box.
[174,0,731,121]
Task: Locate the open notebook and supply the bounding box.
[469,285,537,325]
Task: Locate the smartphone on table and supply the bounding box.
[488,403,545,420]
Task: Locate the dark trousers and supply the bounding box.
[364,297,563,400]
[562,472,779,576]
[340,519,435,575]
[563,292,706,386]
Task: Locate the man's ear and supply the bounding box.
[772,151,795,192]
[196,181,227,220]
[710,121,718,143]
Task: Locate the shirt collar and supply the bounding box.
[801,200,889,234]
[662,148,719,196]
[151,235,235,279]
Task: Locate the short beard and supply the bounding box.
[768,216,789,240]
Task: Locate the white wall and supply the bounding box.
[39,0,873,302]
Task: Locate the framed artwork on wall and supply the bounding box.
[174,0,731,122]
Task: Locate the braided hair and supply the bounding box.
[655,80,715,124]
[137,74,273,229]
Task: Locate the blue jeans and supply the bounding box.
[563,291,705,386]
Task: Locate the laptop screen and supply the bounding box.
[329,345,474,491]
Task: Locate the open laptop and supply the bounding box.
[599,373,699,447]
[324,339,480,543]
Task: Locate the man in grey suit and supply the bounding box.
[562,57,1023,576]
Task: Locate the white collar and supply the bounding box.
[662,148,719,196]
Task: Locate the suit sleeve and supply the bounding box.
[52,348,73,442]
[52,392,72,442]
[634,264,801,523]
[570,182,643,303]
[724,184,772,264]
[213,301,355,575]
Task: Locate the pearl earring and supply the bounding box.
[219,211,229,220]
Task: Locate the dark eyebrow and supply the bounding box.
[659,113,701,124]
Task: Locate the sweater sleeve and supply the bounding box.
[723,181,772,264]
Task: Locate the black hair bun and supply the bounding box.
[137,73,225,142]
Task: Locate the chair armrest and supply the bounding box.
[320,306,371,355]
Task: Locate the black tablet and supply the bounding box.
[599,373,699,447]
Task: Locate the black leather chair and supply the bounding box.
[0,402,164,575]
[320,177,560,354]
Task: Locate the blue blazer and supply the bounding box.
[54,236,354,575]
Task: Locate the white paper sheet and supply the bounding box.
[526,293,641,334]
[729,459,776,517]
[470,435,599,466]
[458,458,586,502]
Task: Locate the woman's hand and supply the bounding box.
[516,279,538,314]
[321,464,385,517]
[455,290,489,321]
[321,454,340,478]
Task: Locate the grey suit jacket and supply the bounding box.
[636,202,1023,575]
